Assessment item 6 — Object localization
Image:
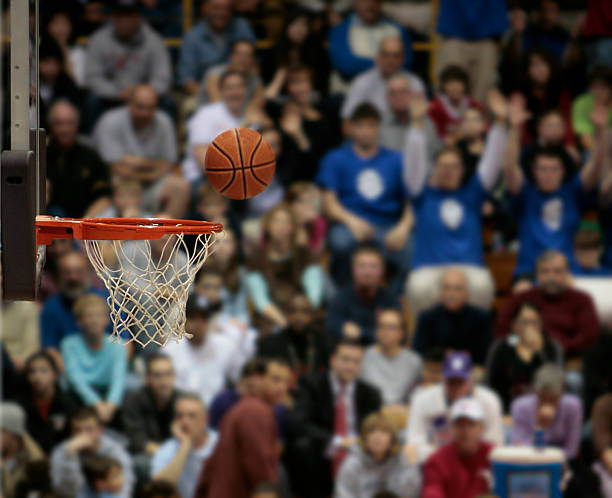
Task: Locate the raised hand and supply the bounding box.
[508,93,532,128]
[408,95,428,122]
[488,88,509,122]
[590,104,610,131]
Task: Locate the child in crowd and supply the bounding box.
[428,65,484,143]
[284,182,327,256]
[572,226,611,276]
[572,67,612,151]
[61,294,127,425]
[80,455,124,498]
[93,178,146,218]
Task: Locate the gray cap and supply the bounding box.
[1,402,26,436]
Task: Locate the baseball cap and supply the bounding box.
[450,397,484,422]
[1,402,26,437]
[185,294,213,318]
[443,352,472,380]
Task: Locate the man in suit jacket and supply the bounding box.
[286,337,382,498]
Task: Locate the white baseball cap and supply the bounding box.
[450,397,484,422]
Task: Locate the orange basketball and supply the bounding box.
[204,128,276,200]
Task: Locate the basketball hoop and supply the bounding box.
[36,216,223,347]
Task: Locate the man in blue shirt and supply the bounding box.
[317,103,412,291]
[328,0,413,81]
[504,96,607,277]
[177,0,255,96]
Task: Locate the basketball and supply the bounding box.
[204,128,276,200]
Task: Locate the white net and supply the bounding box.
[83,232,219,347]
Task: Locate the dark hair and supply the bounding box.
[145,352,173,374]
[424,347,445,364]
[241,358,268,379]
[82,454,121,488]
[352,242,384,265]
[511,301,542,322]
[333,337,363,353]
[350,103,381,122]
[574,228,603,250]
[435,144,463,162]
[373,491,401,498]
[439,65,469,88]
[40,37,65,64]
[71,406,100,426]
[532,144,565,167]
[25,351,59,375]
[138,480,181,498]
[218,70,246,90]
[590,66,612,88]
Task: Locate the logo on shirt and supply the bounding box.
[440,198,464,230]
[357,169,384,200]
[541,198,563,230]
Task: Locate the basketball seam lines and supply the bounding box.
[234,129,247,199]
[248,135,268,187]
[211,142,237,194]
[205,159,275,172]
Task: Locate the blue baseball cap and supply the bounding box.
[443,352,472,380]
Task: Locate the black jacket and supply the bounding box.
[121,387,182,453]
[15,387,76,454]
[286,370,382,497]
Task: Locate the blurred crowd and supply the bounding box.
[2,0,612,497]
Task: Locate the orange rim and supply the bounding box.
[36,216,223,245]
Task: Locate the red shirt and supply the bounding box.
[583,0,612,37]
[428,96,485,141]
[422,442,493,498]
[34,398,52,421]
[494,287,600,355]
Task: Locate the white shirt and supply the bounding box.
[181,101,244,181]
[208,314,257,379]
[406,383,504,463]
[341,67,425,119]
[165,332,238,405]
[326,373,358,457]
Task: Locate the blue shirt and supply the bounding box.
[437,0,508,40]
[61,334,127,406]
[40,289,112,349]
[177,19,255,86]
[316,144,408,226]
[412,175,488,269]
[512,175,587,276]
[151,431,218,498]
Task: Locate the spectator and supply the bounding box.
[422,349,446,387]
[379,74,440,154]
[421,398,494,498]
[519,110,579,181]
[178,0,255,95]
[435,0,508,102]
[46,101,111,218]
[284,182,328,256]
[510,364,583,459]
[334,413,421,498]
[406,352,503,463]
[93,84,189,219]
[412,268,493,367]
[591,393,612,496]
[257,293,330,377]
[326,244,400,344]
[196,357,288,498]
[122,353,183,461]
[139,480,181,498]
[404,91,508,318]
[360,309,422,406]
[485,302,563,412]
[572,67,612,151]
[286,338,382,498]
[50,407,134,498]
[208,358,292,435]
[427,66,485,143]
[328,0,413,81]
[15,352,76,454]
[341,37,424,127]
[245,203,324,332]
[583,0,612,70]
[0,402,45,498]
[40,251,112,358]
[45,9,86,86]
[495,251,600,357]
[37,37,82,129]
[583,326,612,418]
[91,178,149,218]
[182,71,251,181]
[455,106,489,180]
[61,294,128,424]
[165,295,239,405]
[1,300,40,372]
[84,0,172,128]
[504,93,606,277]
[198,39,262,106]
[318,104,412,290]
[151,395,218,498]
[81,454,125,498]
[572,227,612,276]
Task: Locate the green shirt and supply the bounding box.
[572,93,612,135]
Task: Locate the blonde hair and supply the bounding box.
[197,183,228,205]
[359,413,401,457]
[73,293,108,318]
[112,177,142,195]
[284,181,317,203]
